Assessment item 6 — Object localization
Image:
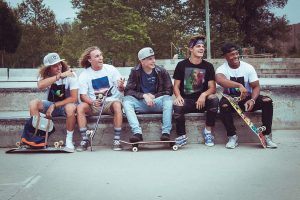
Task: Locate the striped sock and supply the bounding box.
[80,128,88,140]
[114,127,121,140]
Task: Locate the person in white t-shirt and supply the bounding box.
[29,53,79,150]
[77,46,125,151]
[216,43,277,149]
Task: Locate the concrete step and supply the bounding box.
[0,111,271,148]
[258,74,300,78]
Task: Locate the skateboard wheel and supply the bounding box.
[257,127,264,132]
[98,94,103,99]
[54,142,59,148]
[172,145,178,151]
[16,142,20,147]
[132,147,138,152]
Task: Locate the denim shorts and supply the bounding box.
[42,100,66,117]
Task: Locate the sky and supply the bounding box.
[5,0,300,24]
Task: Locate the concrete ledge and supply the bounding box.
[0,112,266,148]
[0,68,8,81]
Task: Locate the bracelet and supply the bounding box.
[250,99,255,104]
[53,103,57,108]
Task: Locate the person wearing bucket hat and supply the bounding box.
[76,46,125,151]
[28,52,79,151]
[173,34,219,147]
[123,47,173,142]
[216,42,277,149]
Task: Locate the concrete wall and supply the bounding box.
[1,58,300,81]
[0,113,264,148]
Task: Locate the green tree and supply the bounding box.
[12,0,60,67]
[72,0,150,66]
[123,0,187,59]
[59,20,92,67]
[0,0,22,67]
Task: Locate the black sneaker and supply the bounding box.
[160,133,170,141]
[129,133,143,143]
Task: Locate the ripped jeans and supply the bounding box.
[219,95,273,136]
[173,95,219,135]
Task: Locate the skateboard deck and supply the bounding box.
[6,147,74,153]
[120,135,188,152]
[222,94,267,148]
[6,140,74,153]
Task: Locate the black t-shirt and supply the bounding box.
[173,59,215,99]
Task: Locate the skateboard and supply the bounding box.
[87,86,114,151]
[222,93,267,148]
[6,140,74,153]
[120,135,188,152]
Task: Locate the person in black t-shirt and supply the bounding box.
[173,35,219,146]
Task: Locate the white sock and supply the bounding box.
[66,130,74,143]
[204,127,211,134]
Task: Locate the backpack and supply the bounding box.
[21,114,55,148]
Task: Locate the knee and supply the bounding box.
[220,103,231,113]
[123,96,135,108]
[29,99,41,108]
[77,103,88,115]
[262,96,273,103]
[173,105,184,119]
[111,102,122,114]
[163,96,173,107]
[64,104,76,117]
[207,94,219,112]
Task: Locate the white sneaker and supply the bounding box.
[265,135,278,148]
[65,140,75,150]
[226,135,238,149]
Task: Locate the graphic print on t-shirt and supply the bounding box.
[227,76,245,95]
[92,76,110,95]
[48,83,66,102]
[184,67,206,94]
[141,70,157,94]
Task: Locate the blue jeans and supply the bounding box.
[42,100,66,117]
[123,95,173,134]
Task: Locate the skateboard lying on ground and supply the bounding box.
[120,135,188,152]
[6,140,74,153]
[222,94,267,148]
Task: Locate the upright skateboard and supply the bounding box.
[6,140,74,153]
[222,94,267,148]
[120,135,188,152]
[86,86,114,151]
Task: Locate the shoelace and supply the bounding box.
[205,134,214,142]
[113,140,120,145]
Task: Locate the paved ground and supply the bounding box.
[0,130,299,200]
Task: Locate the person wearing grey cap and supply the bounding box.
[29,52,78,150]
[123,47,173,142]
[173,35,219,147]
[216,43,277,149]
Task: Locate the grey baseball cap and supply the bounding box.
[43,53,65,67]
[138,47,155,60]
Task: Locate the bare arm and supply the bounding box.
[38,70,74,90]
[173,79,184,106]
[216,73,248,99]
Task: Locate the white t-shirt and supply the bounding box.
[78,64,122,102]
[38,72,79,102]
[216,60,258,95]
